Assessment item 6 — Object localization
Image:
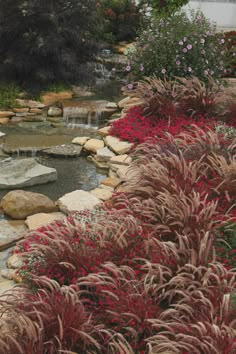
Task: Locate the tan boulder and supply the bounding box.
[7,253,24,269]
[110,154,132,166]
[97,126,111,137]
[0,118,10,125]
[25,212,66,230]
[101,177,121,188]
[0,111,14,118]
[16,99,45,108]
[104,136,133,155]
[30,108,42,114]
[72,136,90,145]
[41,91,73,106]
[47,106,62,117]
[57,190,101,214]
[84,139,104,153]
[13,108,29,113]
[1,190,57,219]
[90,188,113,201]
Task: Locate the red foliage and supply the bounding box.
[109,106,216,144]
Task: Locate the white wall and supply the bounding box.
[183,1,236,30]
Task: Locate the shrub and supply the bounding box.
[97,0,140,42]
[0,0,100,89]
[223,31,236,77]
[0,82,20,109]
[126,10,227,81]
[152,0,189,18]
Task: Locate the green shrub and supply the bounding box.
[0,82,20,109]
[152,0,189,17]
[97,0,141,42]
[126,10,227,81]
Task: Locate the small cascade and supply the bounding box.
[63,100,111,129]
[94,63,111,84]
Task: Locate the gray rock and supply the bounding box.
[42,144,82,157]
[57,190,101,214]
[104,135,133,155]
[47,107,63,117]
[0,220,26,251]
[0,158,57,189]
[96,147,115,162]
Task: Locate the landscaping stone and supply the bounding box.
[108,169,118,178]
[84,139,104,153]
[104,135,133,155]
[10,117,24,124]
[16,99,45,109]
[100,177,121,188]
[117,96,131,108]
[7,254,24,269]
[47,106,63,117]
[110,154,132,165]
[97,126,111,137]
[0,158,57,189]
[47,117,63,123]
[0,118,9,125]
[0,111,14,118]
[18,121,51,129]
[90,188,113,201]
[0,220,26,251]
[57,190,101,214]
[106,102,117,109]
[89,156,109,170]
[42,144,82,157]
[13,108,29,113]
[23,115,45,122]
[41,91,73,106]
[116,165,130,179]
[0,132,5,138]
[0,279,15,295]
[100,184,114,192]
[72,136,90,145]
[118,96,142,109]
[1,190,57,219]
[30,108,42,114]
[25,212,66,230]
[96,147,115,162]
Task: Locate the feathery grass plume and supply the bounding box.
[176,76,224,117]
[216,89,236,125]
[125,75,179,119]
[0,276,102,354]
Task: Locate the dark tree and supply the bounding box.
[0,0,100,88]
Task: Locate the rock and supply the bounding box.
[25,212,65,230]
[0,220,26,251]
[47,106,63,117]
[106,102,117,109]
[116,165,130,180]
[1,190,57,219]
[42,144,82,157]
[13,108,29,113]
[97,126,111,137]
[41,91,73,106]
[7,254,24,269]
[118,96,131,108]
[72,136,90,145]
[0,132,6,138]
[16,99,45,109]
[104,136,133,155]
[0,111,14,118]
[57,190,101,214]
[29,108,42,114]
[47,117,63,123]
[101,177,121,188]
[90,188,113,201]
[10,117,24,124]
[89,156,109,170]
[0,118,9,125]
[100,184,114,192]
[84,139,104,153]
[110,163,124,172]
[51,122,66,128]
[23,116,45,122]
[109,169,118,178]
[96,147,115,162]
[0,269,15,280]
[0,158,57,189]
[110,154,132,166]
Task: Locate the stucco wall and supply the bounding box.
[183,1,236,30]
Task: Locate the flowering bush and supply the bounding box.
[126,10,227,81]
[223,31,236,77]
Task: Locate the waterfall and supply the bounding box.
[63,105,104,129]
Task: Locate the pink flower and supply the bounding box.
[139,64,144,71]
[127,83,133,90]
[183,48,187,53]
[179,40,184,45]
[176,60,181,66]
[187,67,192,72]
[187,44,192,50]
[125,65,131,71]
[220,38,225,44]
[197,15,202,21]
[161,68,166,74]
[200,38,205,44]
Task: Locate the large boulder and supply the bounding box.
[47,107,63,117]
[0,158,57,189]
[25,212,66,230]
[57,190,101,214]
[42,144,82,157]
[1,190,57,219]
[104,136,133,155]
[84,139,104,153]
[0,220,27,251]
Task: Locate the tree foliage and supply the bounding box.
[152,0,189,17]
[0,0,100,88]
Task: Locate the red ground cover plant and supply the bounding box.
[1,127,236,353]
